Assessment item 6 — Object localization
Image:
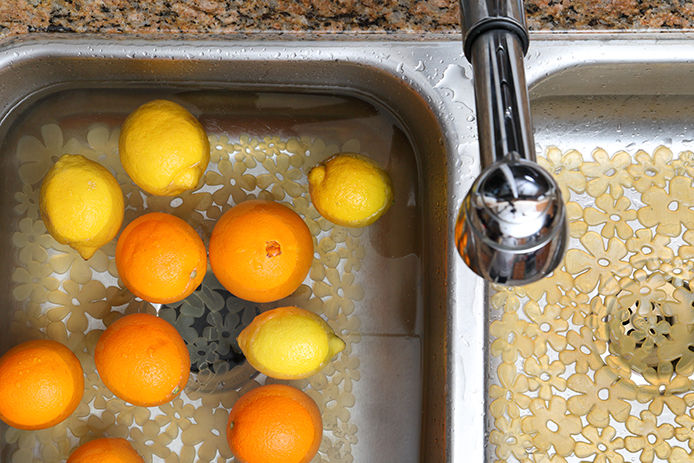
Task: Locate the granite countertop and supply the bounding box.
[1,0,693,41]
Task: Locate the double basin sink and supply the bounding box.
[0,32,692,462]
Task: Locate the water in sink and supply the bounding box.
[0,88,422,462]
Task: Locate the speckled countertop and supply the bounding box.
[1,0,693,41]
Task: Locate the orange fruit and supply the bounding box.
[95,313,190,407]
[0,339,84,430]
[227,384,322,463]
[67,437,144,463]
[115,212,206,304]
[209,200,313,303]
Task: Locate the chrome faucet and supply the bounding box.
[455,0,567,285]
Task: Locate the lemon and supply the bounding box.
[40,154,124,259]
[308,152,393,227]
[119,99,210,196]
[238,306,346,380]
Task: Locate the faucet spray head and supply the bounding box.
[455,157,567,285]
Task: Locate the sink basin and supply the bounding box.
[484,35,694,462]
[3,32,691,463]
[0,36,461,463]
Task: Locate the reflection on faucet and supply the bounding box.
[455,0,567,285]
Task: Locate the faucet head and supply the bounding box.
[455,157,567,286]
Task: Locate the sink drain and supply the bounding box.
[603,265,694,390]
[159,272,261,391]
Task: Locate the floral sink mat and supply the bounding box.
[488,146,694,463]
[5,123,363,462]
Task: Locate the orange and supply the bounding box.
[95,313,190,407]
[67,437,144,463]
[209,200,313,303]
[0,339,84,430]
[227,384,322,463]
[115,212,206,304]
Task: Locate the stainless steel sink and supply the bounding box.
[1,33,693,463]
[0,36,459,463]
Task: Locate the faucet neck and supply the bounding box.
[460,0,529,61]
[461,0,534,166]
[470,30,535,167]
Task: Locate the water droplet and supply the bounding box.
[414,60,425,72]
[434,64,473,110]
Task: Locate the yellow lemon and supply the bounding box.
[40,154,124,259]
[238,306,346,380]
[308,152,393,227]
[119,99,210,196]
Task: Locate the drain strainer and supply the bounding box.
[159,272,261,391]
[603,265,694,391]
